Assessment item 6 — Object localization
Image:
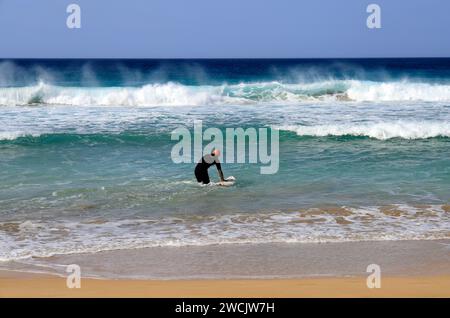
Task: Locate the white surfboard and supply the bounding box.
[217,176,236,187]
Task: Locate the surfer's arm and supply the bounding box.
[216,162,225,182]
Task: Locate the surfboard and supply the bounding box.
[217,176,236,186]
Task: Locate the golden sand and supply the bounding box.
[1,271,449,298]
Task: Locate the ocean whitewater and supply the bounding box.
[2,79,450,107]
[0,59,449,265]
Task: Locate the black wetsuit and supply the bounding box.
[195,154,224,184]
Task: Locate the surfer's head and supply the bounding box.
[211,149,220,157]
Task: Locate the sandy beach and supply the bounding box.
[1,271,450,297]
[1,240,450,297]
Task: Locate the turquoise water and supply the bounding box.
[0,59,449,261]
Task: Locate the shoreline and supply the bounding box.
[1,271,450,297]
[3,239,449,280]
[1,240,449,297]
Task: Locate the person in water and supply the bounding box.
[195,149,225,185]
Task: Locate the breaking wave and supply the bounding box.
[277,121,450,140]
[2,122,450,142]
[1,80,450,106]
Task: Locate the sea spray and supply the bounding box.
[1,80,450,106]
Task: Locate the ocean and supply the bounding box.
[0,58,449,266]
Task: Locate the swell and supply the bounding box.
[2,126,450,145]
[2,121,450,145]
[1,80,450,106]
[0,132,170,145]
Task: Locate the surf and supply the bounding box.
[1,80,450,106]
[1,204,449,262]
[2,121,450,143]
[277,121,450,140]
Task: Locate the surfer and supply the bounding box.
[195,149,225,185]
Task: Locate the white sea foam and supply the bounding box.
[0,204,449,261]
[2,121,449,142]
[0,131,43,140]
[1,80,450,106]
[277,121,450,140]
[0,82,236,107]
[346,80,450,102]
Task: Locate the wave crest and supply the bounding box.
[1,80,450,106]
[277,121,450,140]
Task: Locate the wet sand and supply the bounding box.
[1,240,449,297]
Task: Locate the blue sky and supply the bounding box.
[0,0,449,58]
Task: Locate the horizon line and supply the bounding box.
[1,57,450,60]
